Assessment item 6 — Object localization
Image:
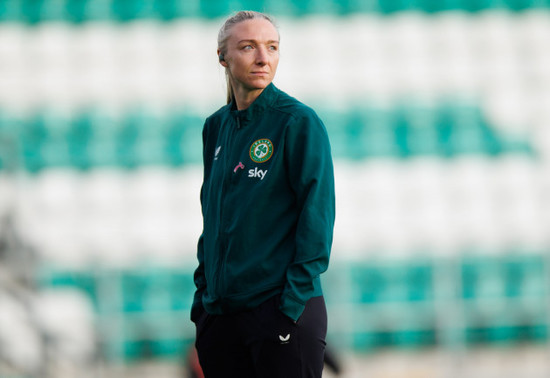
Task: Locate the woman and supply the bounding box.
[191,10,335,378]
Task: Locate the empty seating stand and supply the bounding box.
[1,0,550,368]
[1,0,549,23]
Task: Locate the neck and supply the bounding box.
[233,87,265,110]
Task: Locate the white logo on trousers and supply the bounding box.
[279,334,290,344]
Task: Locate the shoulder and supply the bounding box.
[270,87,323,127]
[205,103,231,126]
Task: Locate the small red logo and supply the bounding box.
[233,162,245,173]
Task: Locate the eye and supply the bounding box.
[242,45,253,50]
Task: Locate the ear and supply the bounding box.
[217,49,228,67]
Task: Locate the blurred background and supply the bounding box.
[1,0,550,377]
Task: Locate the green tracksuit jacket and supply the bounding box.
[191,83,335,322]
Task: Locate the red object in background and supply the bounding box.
[187,346,204,378]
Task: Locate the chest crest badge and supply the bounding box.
[249,139,274,163]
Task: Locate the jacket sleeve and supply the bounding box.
[279,109,336,322]
[191,233,206,323]
[190,122,210,323]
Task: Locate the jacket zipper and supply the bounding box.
[215,115,241,299]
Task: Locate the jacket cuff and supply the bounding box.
[279,294,305,323]
[190,289,205,323]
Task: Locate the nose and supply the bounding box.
[255,46,268,65]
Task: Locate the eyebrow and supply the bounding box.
[237,39,279,44]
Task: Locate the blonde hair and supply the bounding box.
[218,11,278,104]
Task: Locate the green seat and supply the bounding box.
[67,111,94,170]
[461,0,496,12]
[461,256,504,300]
[39,109,73,169]
[343,0,380,13]
[353,331,389,351]
[239,0,268,13]
[318,109,348,160]
[504,255,545,298]
[404,262,434,302]
[398,105,442,157]
[0,0,25,22]
[392,327,436,348]
[154,0,200,19]
[82,0,114,21]
[356,107,400,159]
[20,113,49,172]
[169,271,195,311]
[20,0,47,24]
[503,0,538,10]
[439,104,488,156]
[296,0,342,15]
[144,278,174,313]
[350,264,385,303]
[198,0,232,18]
[121,272,148,313]
[420,0,463,12]
[115,108,169,168]
[38,268,99,309]
[84,108,123,168]
[166,112,203,166]
[150,338,188,358]
[263,0,299,17]
[111,0,156,22]
[0,111,19,171]
[121,269,171,313]
[133,110,172,167]
[65,0,90,23]
[461,256,518,344]
[23,0,98,23]
[377,0,416,13]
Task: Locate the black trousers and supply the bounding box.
[195,295,327,378]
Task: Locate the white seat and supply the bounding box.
[0,173,16,218]
[398,158,453,254]
[0,291,43,373]
[0,24,28,108]
[33,289,97,365]
[491,157,546,249]
[442,157,502,253]
[72,23,120,106]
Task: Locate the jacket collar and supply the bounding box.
[230,83,278,127]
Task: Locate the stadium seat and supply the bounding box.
[263,0,299,17]
[34,288,98,363]
[38,269,98,307]
[85,108,124,168]
[198,0,232,19]
[20,114,48,172]
[356,107,400,158]
[420,0,463,12]
[503,0,540,11]
[111,0,156,22]
[154,0,199,20]
[0,174,14,217]
[444,105,490,156]
[66,112,94,170]
[126,108,172,167]
[395,104,442,157]
[0,112,18,171]
[0,0,24,22]
[167,112,203,165]
[5,1,550,363]
[36,109,73,169]
[0,290,43,373]
[20,0,64,23]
